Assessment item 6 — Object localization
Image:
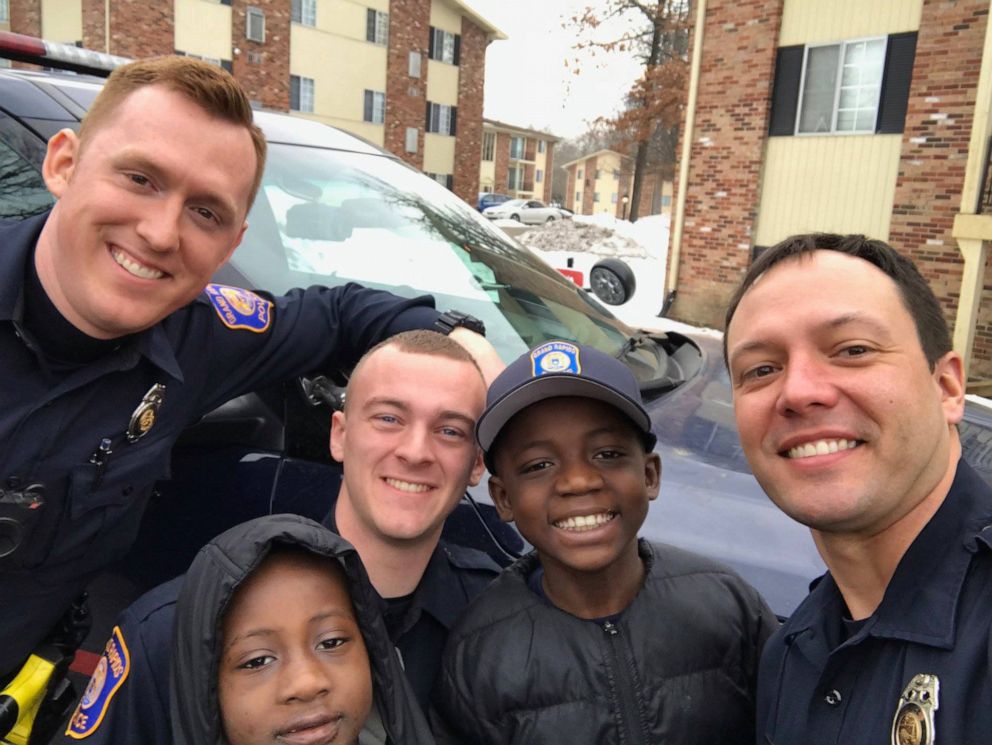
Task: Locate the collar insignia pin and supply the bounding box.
[127,384,166,443]
[891,673,939,745]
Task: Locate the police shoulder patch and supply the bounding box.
[205,283,273,333]
[65,626,131,739]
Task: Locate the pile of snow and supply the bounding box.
[517,218,649,258]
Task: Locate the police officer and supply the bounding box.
[725,234,992,745]
[63,330,501,742]
[0,57,501,696]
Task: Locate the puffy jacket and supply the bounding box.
[169,514,434,745]
[433,540,778,745]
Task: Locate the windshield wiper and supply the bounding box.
[615,332,682,393]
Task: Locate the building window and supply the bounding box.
[408,51,421,78]
[291,0,316,26]
[363,90,385,123]
[593,192,600,203]
[290,75,314,113]
[429,27,460,65]
[536,169,543,183]
[661,195,672,206]
[611,193,618,204]
[797,37,885,134]
[509,136,524,159]
[482,132,495,161]
[426,102,456,135]
[246,6,265,42]
[770,33,917,137]
[575,191,580,202]
[426,172,454,190]
[508,166,521,190]
[0,0,8,23]
[405,127,418,153]
[577,168,583,179]
[538,140,546,154]
[613,169,620,179]
[366,9,388,45]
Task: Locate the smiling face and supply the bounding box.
[35,84,256,339]
[218,551,372,745]
[330,346,486,550]
[489,396,660,578]
[726,250,965,537]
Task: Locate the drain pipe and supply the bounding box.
[664,0,706,313]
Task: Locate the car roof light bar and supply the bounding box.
[0,32,129,76]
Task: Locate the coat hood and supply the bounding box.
[169,513,433,745]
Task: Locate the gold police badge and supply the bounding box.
[891,674,939,745]
[127,384,166,443]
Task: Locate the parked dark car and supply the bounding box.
[477,191,511,212]
[3,39,992,630]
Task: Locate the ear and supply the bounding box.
[934,350,966,425]
[329,410,347,461]
[644,452,662,502]
[43,129,81,198]
[488,476,514,523]
[466,447,485,487]
[222,221,249,265]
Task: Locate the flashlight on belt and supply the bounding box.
[0,645,65,745]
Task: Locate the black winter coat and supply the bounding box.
[433,540,778,745]
[169,514,435,745]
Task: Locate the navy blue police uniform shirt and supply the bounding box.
[60,498,500,742]
[756,460,992,745]
[0,211,443,677]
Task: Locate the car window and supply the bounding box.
[235,142,666,379]
[0,114,55,220]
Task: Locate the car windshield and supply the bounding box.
[233,142,668,382]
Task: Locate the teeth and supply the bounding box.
[786,439,858,459]
[385,478,430,493]
[112,248,164,280]
[553,512,616,531]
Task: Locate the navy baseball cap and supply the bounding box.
[476,341,657,457]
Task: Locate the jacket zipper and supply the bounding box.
[602,620,647,744]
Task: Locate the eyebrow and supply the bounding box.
[509,425,631,453]
[362,397,477,428]
[224,610,356,649]
[113,151,240,222]
[728,311,894,367]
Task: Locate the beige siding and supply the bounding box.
[41,0,82,43]
[779,0,921,46]
[424,132,456,175]
[479,160,495,191]
[175,0,231,59]
[592,152,622,214]
[426,58,458,105]
[322,0,383,40]
[753,135,903,245]
[430,0,462,32]
[290,12,387,145]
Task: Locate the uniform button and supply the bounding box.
[824,689,842,706]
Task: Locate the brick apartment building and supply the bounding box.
[669,0,992,381]
[1,0,504,206]
[560,148,673,219]
[479,119,558,203]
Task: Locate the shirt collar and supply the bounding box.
[786,460,992,651]
[0,212,183,382]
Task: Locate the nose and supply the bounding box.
[135,197,182,253]
[775,353,839,416]
[554,457,604,497]
[279,652,330,703]
[393,424,434,466]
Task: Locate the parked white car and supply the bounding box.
[482,198,572,224]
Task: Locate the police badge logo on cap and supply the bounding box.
[476,341,656,457]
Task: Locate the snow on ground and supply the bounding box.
[513,212,718,333]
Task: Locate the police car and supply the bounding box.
[3,32,992,633]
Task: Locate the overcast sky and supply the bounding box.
[467,0,644,140]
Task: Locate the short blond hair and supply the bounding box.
[80,56,267,210]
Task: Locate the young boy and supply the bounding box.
[165,514,434,745]
[433,341,778,745]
